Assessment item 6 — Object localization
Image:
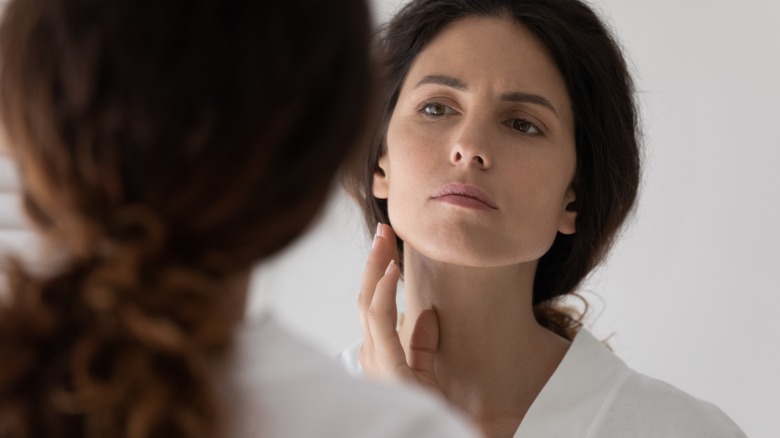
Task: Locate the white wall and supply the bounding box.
[249,1,780,437]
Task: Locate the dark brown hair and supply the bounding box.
[346,0,640,339]
[0,0,373,436]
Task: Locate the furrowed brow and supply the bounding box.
[501,91,558,115]
[414,75,468,90]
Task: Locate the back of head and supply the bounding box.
[0,0,372,436]
[347,0,640,339]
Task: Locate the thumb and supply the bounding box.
[407,308,440,383]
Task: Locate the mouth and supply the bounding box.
[431,183,498,211]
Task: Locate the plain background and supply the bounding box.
[0,0,777,436]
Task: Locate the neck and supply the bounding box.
[399,247,570,435]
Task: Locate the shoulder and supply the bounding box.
[223,315,478,438]
[519,328,746,437]
[595,363,746,437]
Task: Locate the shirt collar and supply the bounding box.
[514,328,631,437]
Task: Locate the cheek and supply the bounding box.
[383,134,436,242]
[384,152,425,227]
[501,156,575,243]
[385,125,439,195]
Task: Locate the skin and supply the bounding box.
[359,17,578,437]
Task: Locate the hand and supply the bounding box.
[358,223,441,392]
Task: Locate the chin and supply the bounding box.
[392,217,554,268]
[406,236,544,268]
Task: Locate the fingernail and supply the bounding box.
[384,259,396,275]
[372,223,381,249]
[376,222,386,238]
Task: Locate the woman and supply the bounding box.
[342,0,746,436]
[0,0,479,436]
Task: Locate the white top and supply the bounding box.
[222,314,480,438]
[339,328,746,438]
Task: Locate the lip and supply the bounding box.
[431,183,498,211]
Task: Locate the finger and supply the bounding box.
[366,260,409,374]
[379,223,399,263]
[357,223,399,372]
[367,260,400,343]
[407,308,440,387]
[358,223,396,343]
[358,224,395,313]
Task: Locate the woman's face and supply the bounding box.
[373,16,577,268]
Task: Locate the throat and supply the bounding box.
[440,328,568,430]
[398,248,571,434]
[398,288,570,437]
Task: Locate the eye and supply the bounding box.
[420,101,456,116]
[510,118,541,135]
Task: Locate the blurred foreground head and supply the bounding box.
[0,0,373,436]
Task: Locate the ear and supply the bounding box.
[372,153,389,199]
[557,187,577,235]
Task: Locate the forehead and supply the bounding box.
[403,16,572,119]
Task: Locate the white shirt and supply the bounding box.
[339,328,746,437]
[223,314,480,438]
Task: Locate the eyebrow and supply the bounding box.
[414,74,558,115]
[500,92,558,115]
[414,74,468,90]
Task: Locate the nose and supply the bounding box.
[450,114,492,169]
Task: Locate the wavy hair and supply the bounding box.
[346,0,640,339]
[0,0,373,436]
